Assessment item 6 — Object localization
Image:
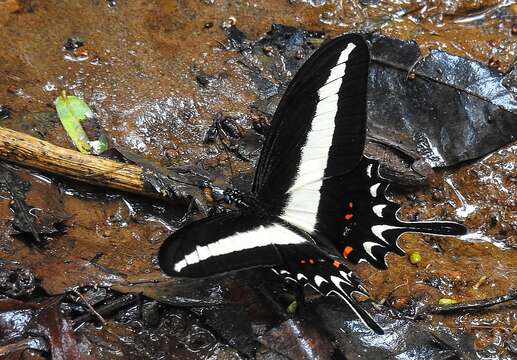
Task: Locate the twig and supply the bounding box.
[73,293,139,329]
[72,288,107,326]
[415,289,516,318]
[452,0,515,24]
[0,126,146,194]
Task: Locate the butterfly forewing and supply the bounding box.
[252,34,369,213]
[159,211,317,277]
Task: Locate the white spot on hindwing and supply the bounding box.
[366,164,373,178]
[371,225,402,244]
[314,275,328,287]
[297,273,308,281]
[363,241,385,260]
[338,271,353,286]
[370,183,381,197]
[372,204,386,217]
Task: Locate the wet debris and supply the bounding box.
[3,111,60,140]
[63,37,84,51]
[36,257,127,296]
[114,147,211,214]
[416,290,517,317]
[204,112,263,163]
[0,260,36,298]
[0,163,66,245]
[111,276,225,308]
[0,296,81,360]
[73,292,139,328]
[67,287,245,360]
[503,63,517,95]
[223,25,250,52]
[195,71,215,87]
[258,318,334,360]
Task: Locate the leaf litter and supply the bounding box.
[0,1,515,359]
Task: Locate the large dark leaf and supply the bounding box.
[0,163,66,245]
[367,34,517,168]
[315,301,480,360]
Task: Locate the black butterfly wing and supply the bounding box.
[252,34,369,211]
[274,245,384,334]
[159,211,317,278]
[315,158,467,269]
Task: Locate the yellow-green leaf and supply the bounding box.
[55,91,93,153]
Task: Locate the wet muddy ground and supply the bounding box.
[0,1,516,359]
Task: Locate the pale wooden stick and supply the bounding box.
[0,126,147,195]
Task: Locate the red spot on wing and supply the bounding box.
[332,260,341,268]
[348,202,353,208]
[344,213,354,220]
[343,246,353,258]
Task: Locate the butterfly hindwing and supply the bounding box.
[315,158,467,269]
[273,245,384,334]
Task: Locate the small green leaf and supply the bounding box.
[409,252,422,265]
[287,300,298,314]
[438,298,459,305]
[55,91,94,153]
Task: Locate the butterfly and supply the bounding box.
[158,34,466,334]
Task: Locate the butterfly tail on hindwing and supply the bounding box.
[274,245,384,335]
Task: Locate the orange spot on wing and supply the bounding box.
[343,246,353,257]
[344,213,354,220]
[332,260,341,268]
[309,258,315,264]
